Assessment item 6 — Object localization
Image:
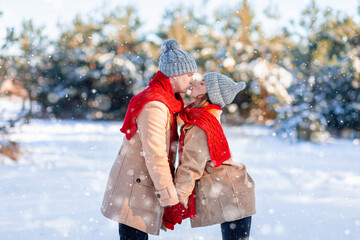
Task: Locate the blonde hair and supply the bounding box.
[191,93,210,109]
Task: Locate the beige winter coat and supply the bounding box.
[175,109,256,228]
[101,101,179,235]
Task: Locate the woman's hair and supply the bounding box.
[191,93,210,108]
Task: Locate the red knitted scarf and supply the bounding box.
[178,103,231,167]
[178,103,231,218]
[120,71,184,176]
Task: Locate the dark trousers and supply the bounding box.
[118,223,148,240]
[220,216,252,240]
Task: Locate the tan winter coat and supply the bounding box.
[101,101,179,235]
[175,109,256,228]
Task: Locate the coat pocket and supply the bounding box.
[196,174,224,224]
[128,171,160,213]
[227,167,256,216]
[228,166,255,195]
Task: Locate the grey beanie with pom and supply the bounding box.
[203,72,246,108]
[159,39,197,77]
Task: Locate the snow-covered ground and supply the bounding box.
[0,120,359,240]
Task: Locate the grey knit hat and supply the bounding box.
[159,39,197,77]
[203,72,246,108]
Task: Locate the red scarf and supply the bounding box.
[178,103,231,218]
[120,71,184,176]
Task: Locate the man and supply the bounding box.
[101,39,197,239]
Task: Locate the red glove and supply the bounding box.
[162,203,190,230]
[162,216,176,230]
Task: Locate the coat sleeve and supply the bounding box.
[137,101,179,207]
[175,126,210,207]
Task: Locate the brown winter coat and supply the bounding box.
[175,109,256,228]
[101,101,179,235]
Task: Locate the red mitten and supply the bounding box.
[162,217,175,230]
[178,203,190,220]
[162,203,189,230]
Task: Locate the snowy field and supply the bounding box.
[0,119,360,240]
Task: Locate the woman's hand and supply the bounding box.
[162,202,190,230]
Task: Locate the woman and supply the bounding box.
[163,72,256,240]
[101,39,197,239]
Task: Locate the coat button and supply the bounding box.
[156,193,161,198]
[136,178,141,183]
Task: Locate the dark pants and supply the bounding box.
[220,216,252,240]
[118,223,148,240]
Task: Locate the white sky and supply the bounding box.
[0,0,359,46]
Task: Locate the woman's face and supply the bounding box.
[190,80,208,99]
[171,73,194,93]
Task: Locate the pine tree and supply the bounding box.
[37,7,150,120]
[275,0,360,141]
